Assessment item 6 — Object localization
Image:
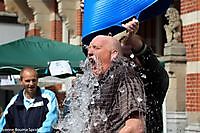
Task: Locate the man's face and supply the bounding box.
[88,36,112,77]
[20,70,38,97]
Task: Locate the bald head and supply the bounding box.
[90,35,122,55]
[20,67,38,81]
[88,35,122,77]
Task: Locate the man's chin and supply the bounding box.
[92,70,98,76]
[92,71,105,80]
[27,88,36,92]
[92,69,100,77]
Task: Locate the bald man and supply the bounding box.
[87,35,146,133]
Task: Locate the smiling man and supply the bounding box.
[0,67,59,133]
[87,35,146,133]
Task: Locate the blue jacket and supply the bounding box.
[0,87,59,133]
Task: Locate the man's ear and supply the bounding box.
[111,50,118,60]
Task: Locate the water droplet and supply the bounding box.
[69,121,73,125]
[101,113,108,122]
[102,116,108,122]
[119,88,125,93]
[110,75,114,79]
[94,82,99,87]
[130,54,134,59]
[141,74,146,79]
[131,63,136,67]
[90,98,95,104]
[137,97,143,103]
[93,122,98,127]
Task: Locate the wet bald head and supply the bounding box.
[90,35,122,55]
[88,35,122,77]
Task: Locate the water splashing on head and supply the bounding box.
[54,35,146,133]
[87,35,121,78]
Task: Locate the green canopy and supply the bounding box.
[0,36,86,76]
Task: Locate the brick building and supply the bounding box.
[0,0,200,132]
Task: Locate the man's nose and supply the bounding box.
[87,47,94,57]
[29,81,34,85]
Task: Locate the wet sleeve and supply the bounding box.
[137,46,169,104]
[118,72,146,121]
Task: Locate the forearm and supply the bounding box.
[127,34,144,53]
[136,46,160,69]
[126,33,162,70]
[134,41,169,103]
[119,118,145,133]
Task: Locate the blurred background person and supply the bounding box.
[0,67,59,133]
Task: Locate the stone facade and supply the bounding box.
[181,0,200,132]
[2,0,82,44]
[159,0,200,132]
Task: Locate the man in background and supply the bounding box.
[0,67,59,133]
